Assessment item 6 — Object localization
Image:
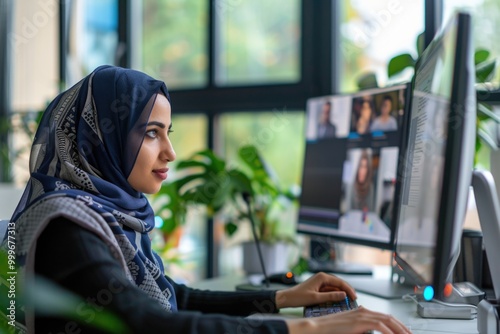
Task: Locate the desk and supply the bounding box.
[191,274,478,334]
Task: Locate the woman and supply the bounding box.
[9,66,409,333]
[370,95,398,132]
[351,149,374,213]
[355,100,374,135]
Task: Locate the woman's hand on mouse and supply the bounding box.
[275,272,357,309]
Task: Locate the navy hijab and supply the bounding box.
[12,65,177,311]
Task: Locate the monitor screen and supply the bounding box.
[297,84,410,250]
[394,12,475,300]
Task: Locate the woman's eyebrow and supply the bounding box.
[146,121,166,129]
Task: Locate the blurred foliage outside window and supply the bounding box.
[444,0,500,88]
[141,0,208,89]
[339,0,424,92]
[140,0,300,88]
[216,0,301,85]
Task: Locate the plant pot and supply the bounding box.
[242,241,290,275]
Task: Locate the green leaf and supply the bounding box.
[194,150,226,171]
[416,32,425,56]
[228,169,253,194]
[475,49,490,65]
[27,276,130,334]
[387,53,416,78]
[161,216,177,234]
[225,222,238,236]
[290,256,309,276]
[476,58,497,83]
[176,160,210,170]
[239,145,265,172]
[356,72,379,90]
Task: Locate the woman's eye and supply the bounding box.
[145,129,158,138]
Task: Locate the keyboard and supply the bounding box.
[304,297,359,318]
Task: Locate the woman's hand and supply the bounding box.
[286,306,411,334]
[275,272,357,309]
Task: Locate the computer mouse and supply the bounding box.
[262,272,298,285]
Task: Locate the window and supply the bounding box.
[444,0,500,87]
[67,0,119,85]
[10,1,59,185]
[339,0,424,92]
[140,0,208,89]
[216,0,301,85]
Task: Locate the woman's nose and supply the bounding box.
[162,139,176,162]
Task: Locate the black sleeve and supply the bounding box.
[169,278,280,316]
[34,218,288,334]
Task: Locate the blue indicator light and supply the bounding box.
[154,216,164,228]
[423,286,434,301]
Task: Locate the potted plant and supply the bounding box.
[150,145,300,274]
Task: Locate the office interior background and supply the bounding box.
[1,0,499,284]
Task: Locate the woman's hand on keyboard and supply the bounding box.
[275,272,357,309]
[285,306,412,334]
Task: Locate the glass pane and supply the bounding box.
[11,1,58,111]
[67,0,119,85]
[339,0,424,92]
[149,114,208,283]
[216,111,305,275]
[10,2,58,185]
[141,0,208,89]
[444,0,500,87]
[216,0,301,85]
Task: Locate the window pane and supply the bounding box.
[216,0,301,85]
[11,1,58,111]
[339,0,424,92]
[67,0,119,85]
[217,111,305,275]
[10,2,58,185]
[141,0,208,89]
[444,0,500,87]
[150,114,208,283]
[218,111,304,186]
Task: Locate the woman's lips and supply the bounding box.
[153,168,168,180]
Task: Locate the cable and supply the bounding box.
[242,192,270,288]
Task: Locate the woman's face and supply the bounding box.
[381,99,392,116]
[128,94,176,194]
[357,157,369,183]
[360,102,372,120]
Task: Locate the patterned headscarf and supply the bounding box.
[10,65,177,330]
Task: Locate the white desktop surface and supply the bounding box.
[191,273,478,334]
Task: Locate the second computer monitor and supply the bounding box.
[298,84,410,250]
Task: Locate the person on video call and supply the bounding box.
[350,150,374,213]
[317,101,336,138]
[370,95,398,132]
[354,100,373,135]
[3,66,410,334]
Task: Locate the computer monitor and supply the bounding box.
[297,83,411,271]
[393,11,475,301]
